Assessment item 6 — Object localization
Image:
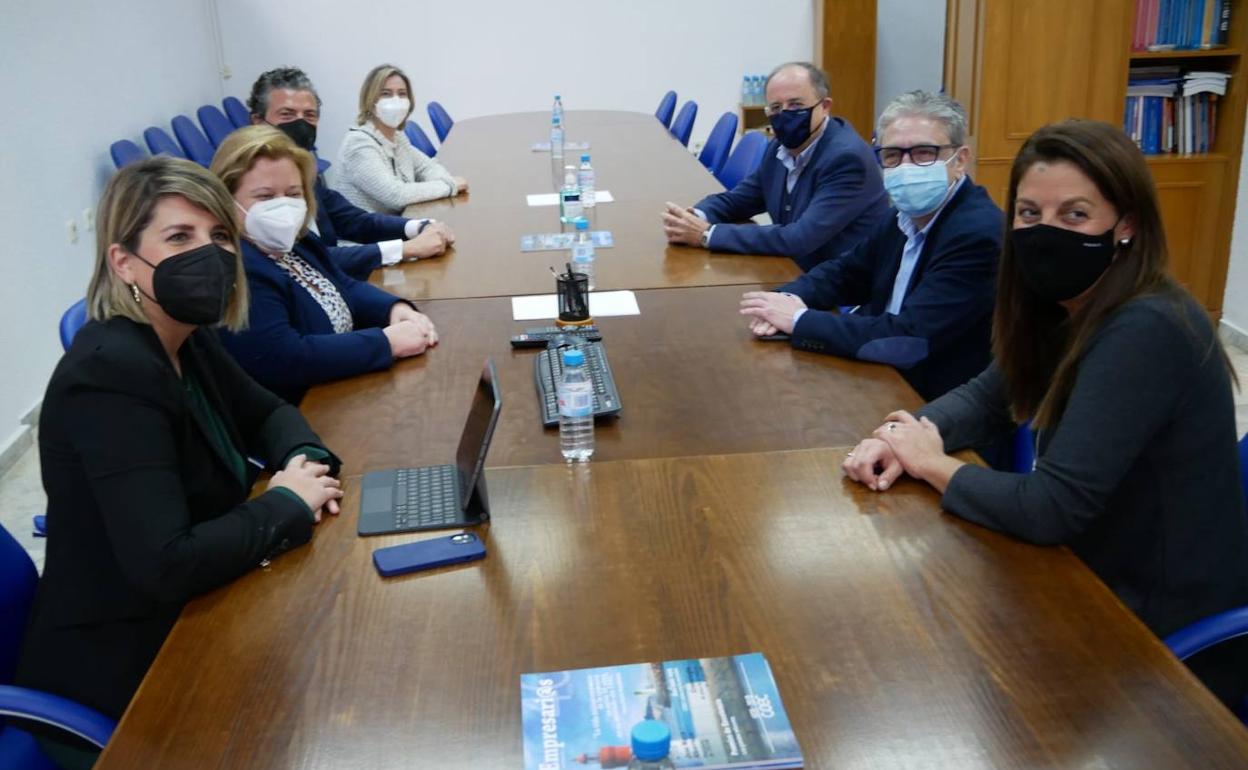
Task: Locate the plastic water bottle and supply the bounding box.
[627,721,675,770]
[741,75,751,105]
[551,115,565,160]
[753,75,765,105]
[558,348,595,462]
[553,94,564,126]
[578,154,596,208]
[560,166,582,223]
[571,218,595,290]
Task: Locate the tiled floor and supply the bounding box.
[5,343,1248,571]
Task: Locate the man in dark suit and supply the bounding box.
[246,67,452,278]
[662,62,888,271]
[740,91,1002,403]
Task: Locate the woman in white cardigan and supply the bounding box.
[337,64,468,214]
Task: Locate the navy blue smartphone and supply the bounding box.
[372,532,486,577]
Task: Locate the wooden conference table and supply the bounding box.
[96,112,1248,768]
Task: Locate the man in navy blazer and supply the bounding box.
[663,62,888,271]
[740,91,1002,403]
[246,67,451,278]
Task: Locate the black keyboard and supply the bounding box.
[534,341,622,427]
[392,465,461,529]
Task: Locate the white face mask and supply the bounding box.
[238,197,307,254]
[375,96,411,129]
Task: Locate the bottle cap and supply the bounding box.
[561,348,585,367]
[581,154,591,163]
[630,720,671,762]
[575,218,589,230]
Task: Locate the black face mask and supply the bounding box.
[271,118,317,153]
[131,243,237,325]
[768,106,816,150]
[1011,224,1117,303]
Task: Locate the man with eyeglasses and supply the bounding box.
[740,90,1003,405]
[662,62,887,271]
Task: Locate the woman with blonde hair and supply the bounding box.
[14,156,342,769]
[336,63,467,214]
[212,124,437,404]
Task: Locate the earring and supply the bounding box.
[1118,238,1132,247]
[130,283,141,304]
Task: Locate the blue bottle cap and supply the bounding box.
[555,94,561,99]
[581,154,591,162]
[575,218,589,230]
[631,720,671,762]
[562,348,585,367]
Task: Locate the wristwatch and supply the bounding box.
[699,227,711,249]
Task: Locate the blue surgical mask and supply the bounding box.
[883,160,953,217]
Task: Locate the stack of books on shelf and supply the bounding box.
[1132,0,1233,51]
[1125,67,1230,154]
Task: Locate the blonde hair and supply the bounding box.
[209,124,318,235]
[356,64,413,126]
[87,157,249,331]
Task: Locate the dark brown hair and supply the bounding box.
[994,119,1234,428]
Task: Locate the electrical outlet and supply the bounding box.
[221,64,232,79]
[66,219,78,244]
[83,208,95,231]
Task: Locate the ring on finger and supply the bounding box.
[887,422,898,432]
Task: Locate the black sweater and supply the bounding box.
[918,292,1248,638]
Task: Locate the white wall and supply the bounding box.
[0,0,224,454]
[213,0,814,161]
[874,0,948,121]
[1225,110,1248,337]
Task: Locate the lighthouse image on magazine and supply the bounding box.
[519,652,803,770]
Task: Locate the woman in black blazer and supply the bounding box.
[15,157,343,769]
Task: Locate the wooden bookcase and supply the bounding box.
[943,0,1246,316]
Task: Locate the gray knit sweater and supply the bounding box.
[336,122,456,214]
[917,291,1248,638]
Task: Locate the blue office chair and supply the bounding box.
[109,140,146,170]
[427,102,454,143]
[715,130,767,190]
[1161,433,1248,722]
[143,126,186,160]
[698,112,738,176]
[222,96,250,128]
[405,121,438,157]
[1011,420,1036,473]
[197,104,235,148]
[0,522,118,766]
[171,116,216,167]
[31,516,46,539]
[670,101,697,147]
[59,298,87,352]
[655,91,677,129]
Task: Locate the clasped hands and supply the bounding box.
[384,302,438,357]
[661,202,710,246]
[842,411,961,493]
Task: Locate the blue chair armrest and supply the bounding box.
[1163,606,1248,661]
[0,685,116,748]
[32,515,46,538]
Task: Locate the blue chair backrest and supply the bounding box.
[1012,421,1037,473]
[0,522,38,684]
[1239,433,1248,506]
[698,112,738,176]
[427,102,454,142]
[655,91,677,129]
[670,101,697,147]
[197,105,235,148]
[109,140,146,170]
[405,121,438,157]
[60,299,88,351]
[171,115,215,167]
[222,96,250,128]
[143,126,185,159]
[716,130,767,190]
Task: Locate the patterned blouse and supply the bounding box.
[269,252,354,333]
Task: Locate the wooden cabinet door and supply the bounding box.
[1149,159,1227,310]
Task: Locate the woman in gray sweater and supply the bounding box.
[844,119,1248,705]
[337,64,467,214]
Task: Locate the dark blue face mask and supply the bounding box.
[769,106,817,149]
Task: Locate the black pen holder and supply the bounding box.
[557,272,591,325]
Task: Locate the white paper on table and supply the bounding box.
[380,268,406,286]
[525,190,614,206]
[510,290,640,321]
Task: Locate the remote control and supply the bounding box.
[510,326,602,348]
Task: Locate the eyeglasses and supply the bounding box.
[763,101,819,117]
[874,144,959,168]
